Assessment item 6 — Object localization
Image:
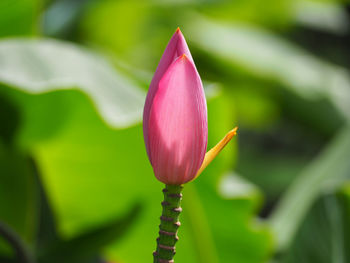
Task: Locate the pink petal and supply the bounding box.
[147,55,207,184]
[143,29,193,161]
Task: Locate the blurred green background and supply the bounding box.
[0,0,350,262]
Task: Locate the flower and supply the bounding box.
[143,28,208,185]
[143,28,238,185]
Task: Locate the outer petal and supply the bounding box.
[143,29,193,162]
[148,55,207,184]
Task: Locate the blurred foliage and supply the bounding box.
[270,126,350,250]
[0,0,39,37]
[0,0,349,263]
[279,192,350,263]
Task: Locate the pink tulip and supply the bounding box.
[143,28,208,185]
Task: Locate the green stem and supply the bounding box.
[0,221,34,263]
[153,185,183,263]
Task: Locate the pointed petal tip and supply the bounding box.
[175,27,181,33]
[228,126,238,138]
[180,53,187,60]
[178,54,193,64]
[194,126,238,179]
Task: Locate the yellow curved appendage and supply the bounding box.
[195,127,238,179]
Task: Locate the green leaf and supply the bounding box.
[187,174,273,263]
[0,0,39,37]
[0,92,21,144]
[293,1,349,34]
[219,172,262,202]
[187,14,350,123]
[0,255,15,263]
[39,203,142,263]
[339,186,350,261]
[269,126,350,251]
[278,193,349,263]
[0,38,145,129]
[41,0,89,37]
[0,143,38,246]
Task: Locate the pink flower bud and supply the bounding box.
[143,28,208,185]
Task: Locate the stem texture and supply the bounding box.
[153,185,183,263]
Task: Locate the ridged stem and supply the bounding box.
[153,185,183,263]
